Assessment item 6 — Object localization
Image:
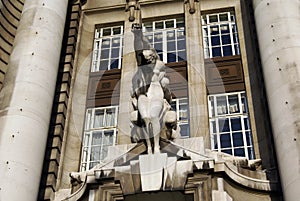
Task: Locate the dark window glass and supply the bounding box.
[223,46,232,56]
[167,53,176,62]
[220,134,231,148]
[234,148,245,157]
[212,47,221,57]
[231,117,242,131]
[233,132,244,147]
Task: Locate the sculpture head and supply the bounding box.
[142,49,158,64]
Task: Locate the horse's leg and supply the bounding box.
[138,95,153,154]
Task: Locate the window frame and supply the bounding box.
[171,97,190,138]
[142,17,186,63]
[208,91,255,159]
[202,11,240,58]
[81,106,119,171]
[91,25,124,72]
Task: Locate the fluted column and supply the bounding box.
[0,0,69,200]
[252,0,300,200]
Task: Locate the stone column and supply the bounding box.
[184,2,209,147]
[252,0,300,200]
[0,0,68,200]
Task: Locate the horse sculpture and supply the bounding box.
[130,23,178,153]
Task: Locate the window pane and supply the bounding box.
[103,130,114,145]
[234,44,240,55]
[220,25,230,33]
[167,53,176,62]
[91,146,101,163]
[154,43,163,52]
[233,132,244,147]
[177,50,186,61]
[222,149,232,155]
[210,120,216,133]
[220,134,231,148]
[167,30,175,40]
[101,49,110,59]
[102,28,111,36]
[248,147,255,160]
[111,48,120,58]
[177,30,185,39]
[112,38,121,47]
[167,41,176,51]
[154,33,163,42]
[211,36,220,46]
[176,18,185,28]
[223,46,232,56]
[101,39,110,48]
[221,35,231,45]
[246,131,253,146]
[210,26,219,35]
[105,108,115,126]
[209,15,218,23]
[219,118,229,132]
[180,124,189,137]
[234,148,245,157]
[244,118,250,130]
[219,13,228,21]
[110,59,119,69]
[212,134,218,149]
[216,96,227,115]
[166,20,174,28]
[155,21,164,29]
[113,27,121,35]
[228,94,239,113]
[231,117,242,131]
[144,22,153,31]
[212,47,221,57]
[99,60,109,70]
[94,110,104,128]
[233,33,239,43]
[92,131,102,145]
[177,39,186,50]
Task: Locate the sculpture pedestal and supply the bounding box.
[139,153,167,191]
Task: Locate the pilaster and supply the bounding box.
[184,1,209,147]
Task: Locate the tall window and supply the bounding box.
[81,106,118,171]
[171,98,189,138]
[91,25,123,72]
[202,11,240,58]
[143,18,186,63]
[208,92,255,159]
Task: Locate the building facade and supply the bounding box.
[0,0,299,200]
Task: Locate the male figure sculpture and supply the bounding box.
[130,23,178,153]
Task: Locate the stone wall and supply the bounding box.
[0,0,24,89]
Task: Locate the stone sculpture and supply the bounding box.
[130,23,178,153]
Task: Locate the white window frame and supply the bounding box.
[80,106,118,171]
[91,25,123,72]
[142,18,186,63]
[171,98,190,138]
[202,11,240,58]
[208,91,255,159]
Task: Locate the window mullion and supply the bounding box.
[229,22,235,55]
[162,30,168,62]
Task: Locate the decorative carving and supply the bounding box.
[125,0,140,22]
[130,23,179,154]
[184,0,199,14]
